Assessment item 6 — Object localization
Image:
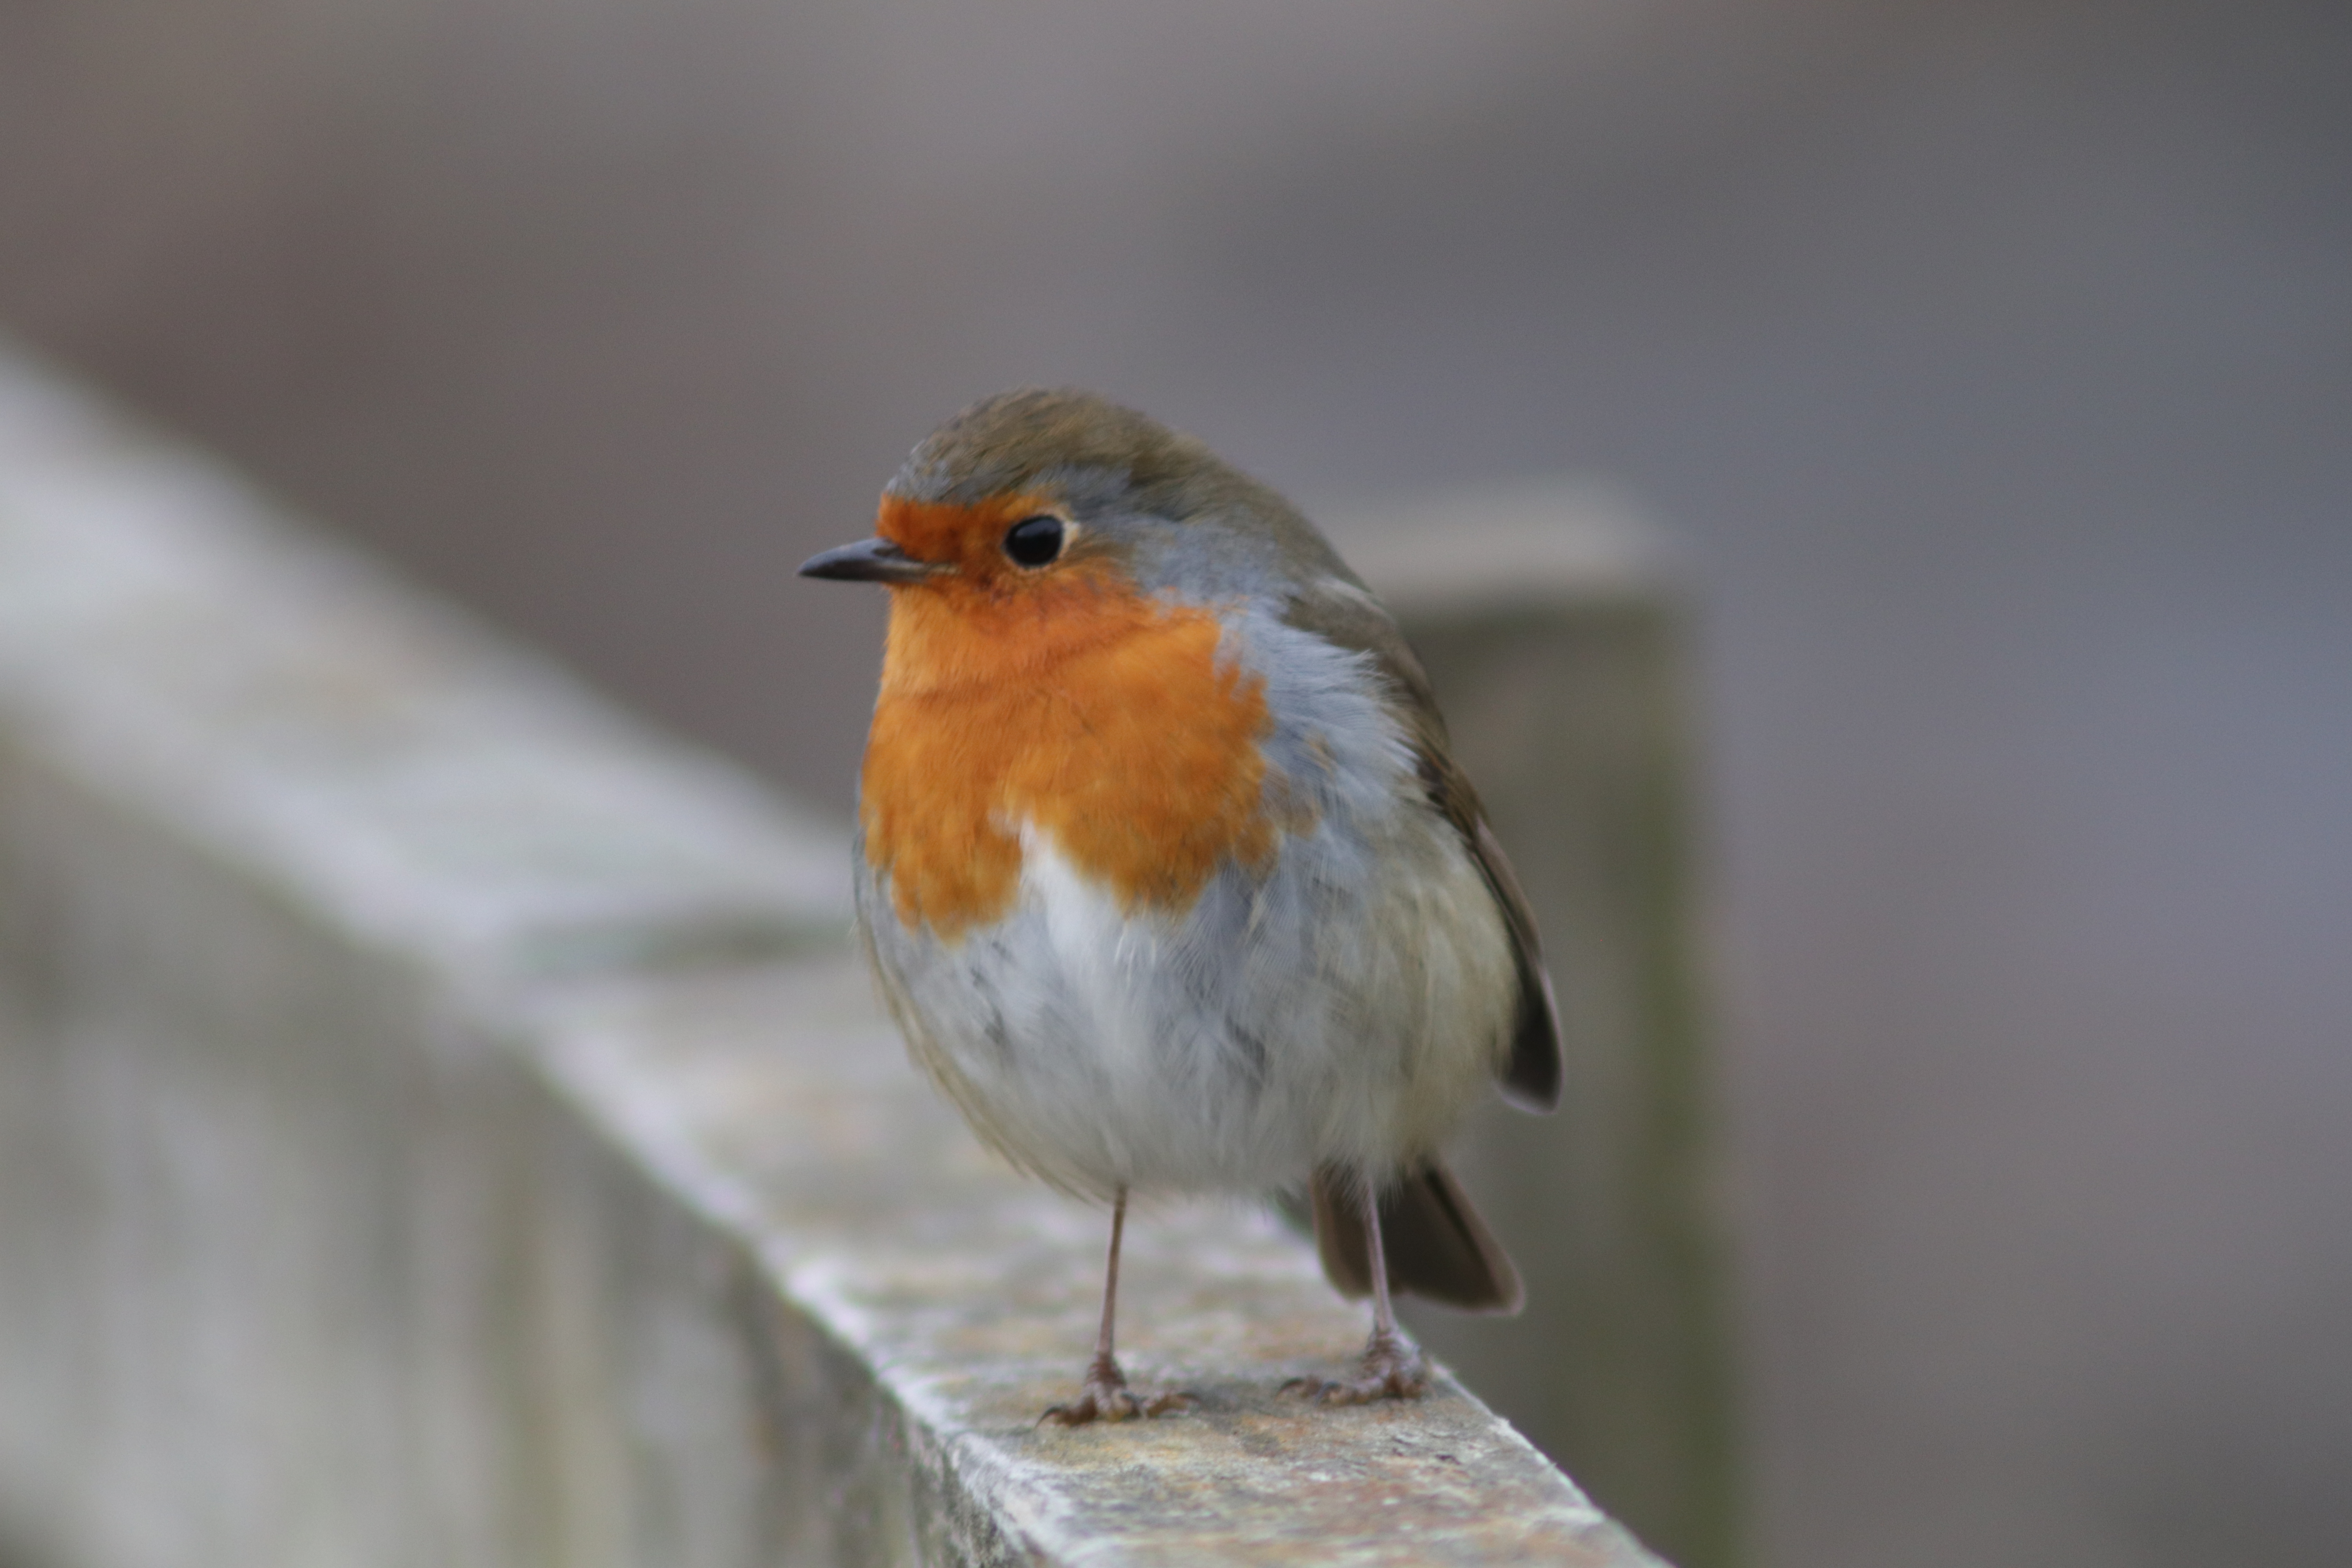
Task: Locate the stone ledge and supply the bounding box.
[537,958,1653,1566]
[0,341,1669,1564]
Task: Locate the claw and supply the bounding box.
[1282,1333,1428,1406]
[1038,1358,1192,1426]
[1038,1387,1140,1426]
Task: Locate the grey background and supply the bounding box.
[3,1,2347,1564]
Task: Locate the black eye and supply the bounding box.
[1003,514,1065,567]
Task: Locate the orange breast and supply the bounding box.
[860,567,1276,940]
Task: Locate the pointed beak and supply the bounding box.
[796,537,944,584]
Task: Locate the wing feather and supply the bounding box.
[1283,578,1563,1112]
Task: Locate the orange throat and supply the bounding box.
[859,572,1276,940]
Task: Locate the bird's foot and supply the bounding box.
[1039,1354,1194,1426]
[1282,1330,1429,1406]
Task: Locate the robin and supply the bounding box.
[800,389,1561,1424]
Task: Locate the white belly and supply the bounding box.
[858,808,1517,1200]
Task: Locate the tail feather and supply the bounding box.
[1308,1161,1524,1314]
[1309,1169,1375,1298]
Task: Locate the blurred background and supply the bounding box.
[2,1,2347,1564]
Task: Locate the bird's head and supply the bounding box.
[799,388,1352,628]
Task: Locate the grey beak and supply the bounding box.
[797,537,942,584]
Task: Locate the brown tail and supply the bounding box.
[1309,1161,1524,1314]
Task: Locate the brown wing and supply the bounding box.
[1284,579,1563,1112]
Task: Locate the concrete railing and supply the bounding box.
[0,347,1731,1568]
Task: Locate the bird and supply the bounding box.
[799,388,1561,1424]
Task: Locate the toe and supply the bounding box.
[1040,1378,1159,1426]
[1282,1349,1430,1407]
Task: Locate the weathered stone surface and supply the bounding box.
[0,343,1668,1565]
[541,960,1653,1566]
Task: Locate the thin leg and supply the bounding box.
[1040,1187,1189,1425]
[1363,1179,1399,1342]
[1087,1186,1129,1385]
[1287,1175,1429,1406]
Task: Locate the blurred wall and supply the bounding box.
[4,2,2349,1565]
